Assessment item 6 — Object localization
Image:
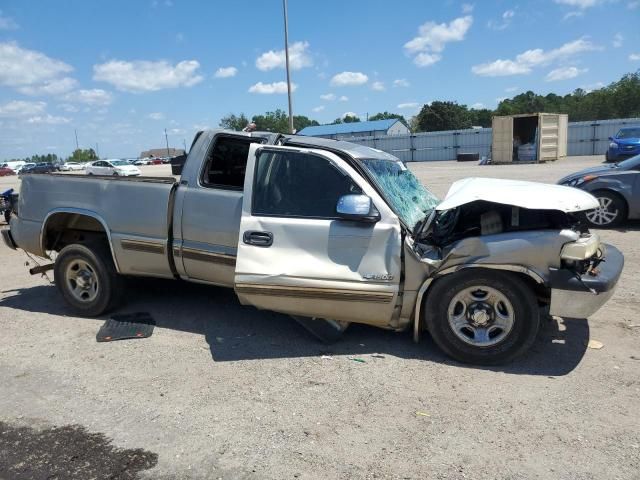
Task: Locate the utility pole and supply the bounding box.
[283,0,294,134]
[164,128,170,157]
[95,143,100,159]
[74,129,79,150]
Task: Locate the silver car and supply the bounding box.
[558,154,640,227]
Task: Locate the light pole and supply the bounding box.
[164,128,170,157]
[283,0,294,133]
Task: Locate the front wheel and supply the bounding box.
[425,270,540,365]
[584,190,627,228]
[54,243,124,316]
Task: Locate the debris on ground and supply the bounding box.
[586,339,604,349]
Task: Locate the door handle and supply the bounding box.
[243,230,273,247]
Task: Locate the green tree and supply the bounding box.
[219,113,250,131]
[468,108,493,128]
[252,109,289,132]
[293,115,319,132]
[368,112,408,125]
[343,114,360,123]
[67,149,98,163]
[415,101,472,132]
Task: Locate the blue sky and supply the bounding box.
[1,0,639,159]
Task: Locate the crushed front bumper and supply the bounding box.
[549,244,624,318]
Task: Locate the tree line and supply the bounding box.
[3,149,98,165]
[220,70,640,134]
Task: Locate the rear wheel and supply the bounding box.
[425,270,540,365]
[54,243,123,316]
[584,190,627,228]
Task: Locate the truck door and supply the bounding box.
[175,132,268,286]
[234,144,402,327]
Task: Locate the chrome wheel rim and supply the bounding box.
[65,259,99,303]
[586,197,618,225]
[447,286,514,347]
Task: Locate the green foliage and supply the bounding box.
[368,111,408,125]
[415,101,472,132]
[3,153,60,164]
[219,113,250,131]
[468,108,493,128]
[495,71,640,121]
[343,114,360,123]
[67,149,98,163]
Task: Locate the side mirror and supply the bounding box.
[336,194,380,223]
[608,136,614,141]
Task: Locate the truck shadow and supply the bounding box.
[0,278,588,376]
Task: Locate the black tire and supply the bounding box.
[54,243,124,316]
[605,151,612,163]
[3,210,10,224]
[113,171,119,176]
[425,269,540,365]
[583,190,627,228]
[292,316,349,344]
[87,172,94,175]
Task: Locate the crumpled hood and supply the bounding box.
[436,177,599,212]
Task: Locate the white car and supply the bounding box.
[59,162,85,171]
[86,159,141,176]
[15,163,35,174]
[133,158,151,166]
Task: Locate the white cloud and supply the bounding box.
[93,59,203,92]
[371,81,385,91]
[255,41,312,71]
[393,78,410,87]
[404,16,472,67]
[630,53,640,61]
[612,33,623,48]
[397,102,420,109]
[320,93,336,101]
[554,0,603,8]
[148,112,165,120]
[471,102,484,109]
[414,53,441,67]
[330,71,368,87]
[472,37,600,76]
[168,127,185,135]
[312,105,325,112]
[214,66,238,78]
[26,114,70,125]
[545,66,588,81]
[63,89,113,105]
[339,95,349,102]
[0,100,47,117]
[488,10,515,30]
[58,103,79,113]
[505,86,519,92]
[0,10,18,30]
[248,81,296,94]
[17,77,78,96]
[462,3,474,13]
[0,41,73,90]
[563,11,585,19]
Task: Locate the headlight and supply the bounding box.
[564,174,597,187]
[609,142,618,149]
[561,233,601,260]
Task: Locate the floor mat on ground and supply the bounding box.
[96,312,155,342]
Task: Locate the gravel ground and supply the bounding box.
[1,157,639,480]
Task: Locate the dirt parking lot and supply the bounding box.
[1,156,639,480]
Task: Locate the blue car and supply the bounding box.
[606,126,640,162]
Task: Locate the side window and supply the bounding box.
[201,136,262,190]
[252,150,362,218]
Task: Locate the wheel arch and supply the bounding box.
[41,208,120,272]
[413,264,546,343]
[589,188,630,217]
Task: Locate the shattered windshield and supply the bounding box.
[360,158,439,230]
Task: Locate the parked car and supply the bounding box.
[149,158,164,165]
[558,153,640,227]
[59,162,85,171]
[1,161,26,172]
[86,159,141,176]
[15,163,35,174]
[0,167,16,177]
[133,158,151,166]
[19,163,59,175]
[2,130,624,365]
[606,126,640,162]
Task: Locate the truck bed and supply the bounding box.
[13,174,177,278]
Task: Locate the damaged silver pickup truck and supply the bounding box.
[2,130,624,364]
